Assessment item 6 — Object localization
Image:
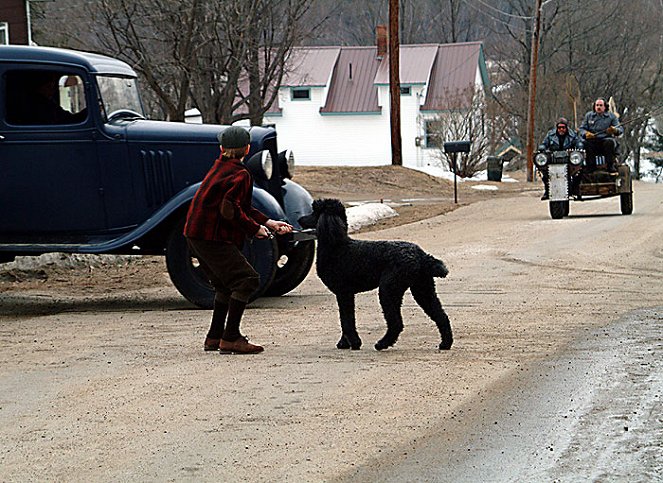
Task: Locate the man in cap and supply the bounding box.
[184,126,293,354]
[537,117,583,200]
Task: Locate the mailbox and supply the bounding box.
[443,140,471,154]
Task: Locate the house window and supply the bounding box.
[400,86,411,96]
[0,23,8,45]
[291,87,311,100]
[424,120,441,148]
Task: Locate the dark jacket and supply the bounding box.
[579,111,623,140]
[538,127,583,151]
[184,156,268,247]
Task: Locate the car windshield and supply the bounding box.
[96,75,145,120]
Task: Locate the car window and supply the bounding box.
[5,70,88,126]
[96,75,144,120]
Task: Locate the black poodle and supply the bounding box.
[299,198,453,351]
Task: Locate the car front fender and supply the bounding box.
[281,179,313,229]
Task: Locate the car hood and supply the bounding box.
[118,119,275,146]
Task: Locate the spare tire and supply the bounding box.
[165,218,278,309]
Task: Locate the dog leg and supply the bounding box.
[336,293,362,349]
[375,282,406,351]
[411,278,453,350]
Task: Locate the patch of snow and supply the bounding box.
[346,203,398,233]
[471,184,499,191]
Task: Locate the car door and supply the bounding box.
[0,65,105,241]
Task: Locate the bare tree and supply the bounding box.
[427,86,490,177]
[91,0,207,121]
[32,0,313,124]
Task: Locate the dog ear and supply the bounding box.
[317,209,348,244]
[312,199,324,213]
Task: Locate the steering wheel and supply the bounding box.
[107,109,145,122]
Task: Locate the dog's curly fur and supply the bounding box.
[299,198,453,351]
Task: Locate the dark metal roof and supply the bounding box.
[285,42,487,114]
[373,44,439,85]
[0,45,137,77]
[421,42,485,111]
[320,47,381,114]
[281,47,340,87]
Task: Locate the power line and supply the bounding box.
[461,0,532,31]
[470,0,535,20]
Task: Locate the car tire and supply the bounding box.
[563,200,570,217]
[263,240,315,297]
[549,200,565,219]
[165,218,278,309]
[620,193,633,215]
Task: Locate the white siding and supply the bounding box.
[263,63,485,171]
[265,86,391,166]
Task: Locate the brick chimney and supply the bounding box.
[376,25,388,59]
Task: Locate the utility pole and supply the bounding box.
[526,0,543,182]
[389,0,402,166]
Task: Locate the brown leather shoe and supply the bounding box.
[204,338,220,351]
[219,336,264,354]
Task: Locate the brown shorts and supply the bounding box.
[186,238,259,303]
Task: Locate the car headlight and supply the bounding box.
[569,150,584,166]
[534,152,548,167]
[278,149,295,178]
[245,150,273,180]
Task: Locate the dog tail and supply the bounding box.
[427,255,449,278]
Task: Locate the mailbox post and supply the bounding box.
[443,140,471,204]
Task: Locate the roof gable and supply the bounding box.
[281,47,340,87]
[421,42,485,111]
[373,44,439,85]
[320,47,381,114]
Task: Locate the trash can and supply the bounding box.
[486,156,503,182]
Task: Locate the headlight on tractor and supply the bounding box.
[569,150,584,166]
[534,152,548,167]
[245,150,273,180]
[278,149,295,179]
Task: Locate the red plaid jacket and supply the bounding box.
[184,156,268,247]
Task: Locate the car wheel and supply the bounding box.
[549,200,565,219]
[263,240,315,297]
[165,219,278,309]
[620,193,633,215]
[563,200,570,217]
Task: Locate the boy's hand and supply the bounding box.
[255,225,272,239]
[266,219,293,235]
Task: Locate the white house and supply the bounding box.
[261,41,491,168]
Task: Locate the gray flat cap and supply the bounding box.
[218,126,251,148]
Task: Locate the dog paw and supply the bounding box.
[374,340,391,351]
[337,336,361,350]
[438,340,453,350]
[336,337,351,349]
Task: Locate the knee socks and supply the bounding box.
[222,298,246,342]
[206,300,228,339]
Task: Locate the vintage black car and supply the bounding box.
[0,45,315,308]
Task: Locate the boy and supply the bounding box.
[184,126,293,354]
